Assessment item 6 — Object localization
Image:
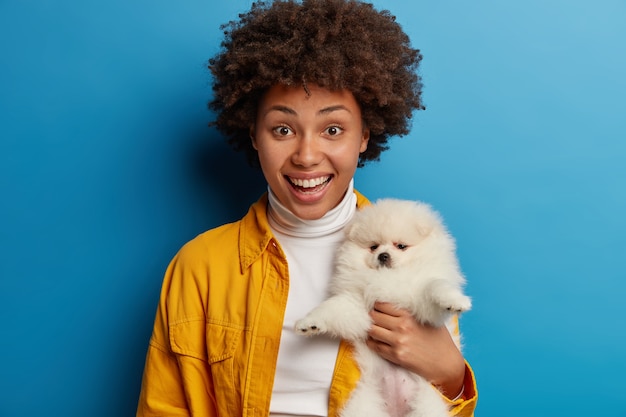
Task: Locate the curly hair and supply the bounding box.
[208,0,424,167]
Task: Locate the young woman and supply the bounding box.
[136,1,477,416]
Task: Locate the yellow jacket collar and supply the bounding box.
[238,190,370,272]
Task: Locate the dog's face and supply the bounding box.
[343,199,442,270]
[364,239,415,270]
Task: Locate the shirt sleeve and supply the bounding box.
[443,361,478,417]
[441,314,478,417]
[136,253,218,417]
[136,341,191,417]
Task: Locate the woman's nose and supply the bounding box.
[291,135,322,167]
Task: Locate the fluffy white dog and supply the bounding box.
[295,198,471,417]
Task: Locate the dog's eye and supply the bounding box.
[395,243,408,250]
[369,244,379,252]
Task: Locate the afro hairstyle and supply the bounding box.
[208,0,425,167]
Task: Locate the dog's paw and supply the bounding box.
[294,317,326,336]
[442,293,472,314]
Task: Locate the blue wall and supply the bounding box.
[1,1,624,416]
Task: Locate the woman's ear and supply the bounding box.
[359,128,370,153]
[250,125,258,150]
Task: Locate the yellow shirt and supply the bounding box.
[137,192,477,416]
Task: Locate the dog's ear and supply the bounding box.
[343,214,367,242]
[410,203,444,240]
[414,222,433,239]
[343,219,357,239]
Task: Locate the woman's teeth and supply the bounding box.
[289,176,330,189]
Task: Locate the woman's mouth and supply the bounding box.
[287,175,331,193]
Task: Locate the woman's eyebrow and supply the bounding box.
[264,105,297,116]
[318,105,351,115]
[263,104,351,117]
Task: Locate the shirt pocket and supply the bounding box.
[169,318,244,414]
[206,322,244,415]
[169,318,241,360]
[169,317,208,360]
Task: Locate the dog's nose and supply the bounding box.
[378,252,390,266]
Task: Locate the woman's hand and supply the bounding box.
[366,301,466,399]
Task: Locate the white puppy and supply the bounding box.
[295,198,471,417]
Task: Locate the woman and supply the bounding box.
[137,1,477,416]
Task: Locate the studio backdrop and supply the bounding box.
[1,0,625,416]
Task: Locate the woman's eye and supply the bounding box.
[369,244,379,251]
[325,126,343,136]
[395,243,408,250]
[273,126,293,136]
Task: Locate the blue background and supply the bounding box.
[1,0,624,416]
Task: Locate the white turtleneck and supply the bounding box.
[268,181,357,417]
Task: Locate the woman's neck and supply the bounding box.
[267,180,356,238]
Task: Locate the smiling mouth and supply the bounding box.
[287,175,331,193]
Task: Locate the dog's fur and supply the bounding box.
[295,198,471,417]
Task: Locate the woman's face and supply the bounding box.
[251,84,369,220]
